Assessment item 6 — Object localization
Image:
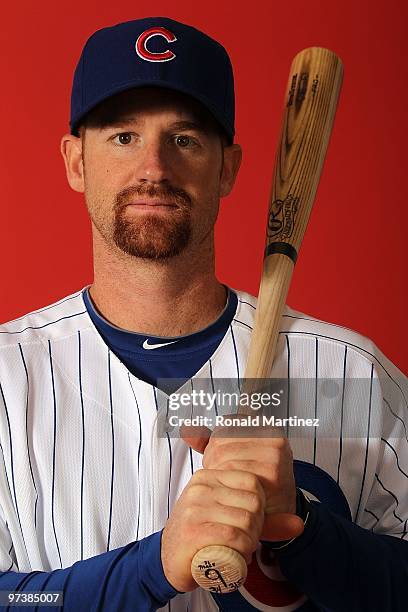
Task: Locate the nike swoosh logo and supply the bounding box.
[142,339,179,350]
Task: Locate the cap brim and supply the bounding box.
[70,80,234,143]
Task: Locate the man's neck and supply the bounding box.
[89,235,227,337]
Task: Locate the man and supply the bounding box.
[0,16,406,612]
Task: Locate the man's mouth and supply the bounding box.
[126,200,179,211]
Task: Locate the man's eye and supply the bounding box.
[175,135,195,147]
[113,133,133,145]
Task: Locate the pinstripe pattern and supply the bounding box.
[313,338,318,465]
[3,291,84,325]
[278,329,408,408]
[166,432,173,520]
[336,346,348,485]
[229,325,240,390]
[153,387,173,520]
[188,380,194,476]
[233,318,252,331]
[364,508,380,526]
[0,287,405,611]
[374,473,404,523]
[0,462,18,571]
[128,374,142,541]
[0,312,88,335]
[381,438,408,478]
[106,350,115,552]
[48,341,62,568]
[209,359,219,417]
[384,398,408,442]
[18,345,38,533]
[77,332,85,560]
[355,364,374,521]
[0,384,29,564]
[285,335,291,438]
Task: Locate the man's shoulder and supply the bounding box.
[281,305,377,352]
[0,288,91,349]
[233,288,401,376]
[234,288,372,345]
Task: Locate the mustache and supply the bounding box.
[115,184,192,210]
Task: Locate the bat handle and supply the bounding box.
[190,545,247,593]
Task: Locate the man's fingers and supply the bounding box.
[261,512,305,541]
[180,424,212,454]
[213,485,265,516]
[192,468,266,502]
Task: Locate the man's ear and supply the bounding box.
[219,143,242,197]
[60,133,85,193]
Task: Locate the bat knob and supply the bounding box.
[191,545,247,593]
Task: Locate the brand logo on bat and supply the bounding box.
[287,74,297,107]
[135,27,177,62]
[296,72,308,103]
[287,72,317,106]
[267,194,299,240]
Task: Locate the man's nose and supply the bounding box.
[136,139,171,183]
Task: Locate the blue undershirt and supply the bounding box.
[82,285,238,392]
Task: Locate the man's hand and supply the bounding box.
[181,420,304,542]
[161,468,265,592]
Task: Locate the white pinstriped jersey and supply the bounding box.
[0,287,406,611]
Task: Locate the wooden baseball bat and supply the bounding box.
[190,46,343,594]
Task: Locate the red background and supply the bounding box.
[0,0,406,374]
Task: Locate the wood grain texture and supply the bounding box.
[241,254,294,384]
[267,47,343,254]
[190,47,343,594]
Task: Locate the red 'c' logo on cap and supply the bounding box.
[135,27,177,62]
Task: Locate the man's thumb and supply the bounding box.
[261,512,305,541]
[180,424,212,454]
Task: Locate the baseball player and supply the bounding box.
[0,17,407,612]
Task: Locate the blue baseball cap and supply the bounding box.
[70,17,235,143]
